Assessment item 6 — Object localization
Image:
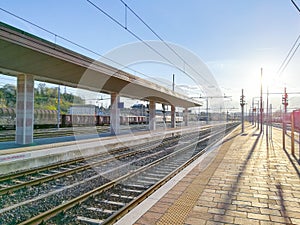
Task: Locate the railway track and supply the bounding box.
[0,125,151,142]
[0,123,238,224]
[0,126,111,142]
[0,135,179,193]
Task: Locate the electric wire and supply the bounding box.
[280,41,300,75]
[86,0,214,87]
[277,1,300,75]
[119,0,212,86]
[86,1,185,77]
[277,33,300,75]
[291,0,300,13]
[0,7,171,88]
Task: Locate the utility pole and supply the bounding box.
[270,104,272,140]
[282,87,288,149]
[240,89,245,133]
[260,68,263,134]
[57,85,61,129]
[252,98,254,125]
[266,88,269,139]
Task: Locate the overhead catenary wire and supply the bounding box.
[277,33,300,75]
[118,0,212,86]
[277,1,300,75]
[85,1,187,80]
[291,0,300,13]
[279,41,300,75]
[0,7,172,88]
[86,0,214,87]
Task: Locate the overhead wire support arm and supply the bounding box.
[191,95,232,124]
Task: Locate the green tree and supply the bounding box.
[1,84,16,108]
[0,83,85,113]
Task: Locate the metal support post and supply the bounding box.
[291,112,295,155]
[260,68,263,134]
[57,85,61,129]
[252,99,254,125]
[270,104,272,140]
[240,89,245,133]
[282,87,288,149]
[266,88,269,139]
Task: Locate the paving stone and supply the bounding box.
[225,209,248,218]
[260,222,285,225]
[205,221,224,225]
[213,214,234,223]
[188,211,214,220]
[185,217,207,225]
[290,217,300,224]
[135,125,300,225]
[135,211,162,225]
[234,217,260,225]
[259,208,281,216]
[270,215,291,223]
[208,208,225,215]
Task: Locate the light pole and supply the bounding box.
[240,89,245,133]
[282,87,288,149]
[266,87,269,139]
[260,68,263,134]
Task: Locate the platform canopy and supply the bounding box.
[0,22,201,108]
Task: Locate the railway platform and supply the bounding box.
[118,123,300,225]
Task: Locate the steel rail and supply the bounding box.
[0,136,181,195]
[102,124,236,224]
[19,123,237,225]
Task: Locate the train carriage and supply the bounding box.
[1,107,148,129]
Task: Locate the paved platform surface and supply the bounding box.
[128,124,300,225]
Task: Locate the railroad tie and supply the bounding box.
[156,128,241,225]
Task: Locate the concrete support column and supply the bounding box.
[110,93,120,135]
[16,74,34,144]
[183,108,189,126]
[149,100,156,131]
[171,105,176,128]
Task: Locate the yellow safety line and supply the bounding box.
[156,126,250,224]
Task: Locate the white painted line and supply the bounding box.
[115,125,239,225]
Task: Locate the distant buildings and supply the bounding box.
[68,104,95,115]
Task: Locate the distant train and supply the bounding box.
[0,107,148,129]
[61,114,147,127]
[0,107,182,130]
[0,107,58,129]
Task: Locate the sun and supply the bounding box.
[260,66,284,91]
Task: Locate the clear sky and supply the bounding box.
[0,0,300,112]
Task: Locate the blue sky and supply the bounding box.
[0,0,300,111]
